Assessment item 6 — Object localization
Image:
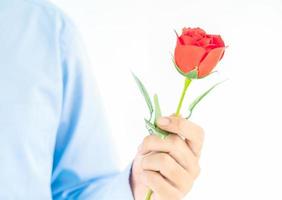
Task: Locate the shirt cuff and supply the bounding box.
[80,163,135,200]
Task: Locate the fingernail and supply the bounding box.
[157,117,171,126]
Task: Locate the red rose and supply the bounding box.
[174,27,226,78]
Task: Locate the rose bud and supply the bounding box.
[174,27,226,78]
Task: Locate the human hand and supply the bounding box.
[130,114,205,200]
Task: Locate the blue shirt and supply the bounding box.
[0,0,134,199]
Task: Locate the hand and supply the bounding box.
[130,114,204,200]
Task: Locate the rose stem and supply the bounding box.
[144,78,192,200]
[145,189,153,200]
[175,78,192,116]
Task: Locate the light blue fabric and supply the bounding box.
[0,0,134,199]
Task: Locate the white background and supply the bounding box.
[52,0,282,199]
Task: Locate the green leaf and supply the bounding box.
[144,119,170,139]
[153,94,162,125]
[186,81,225,119]
[171,55,198,79]
[131,72,154,121]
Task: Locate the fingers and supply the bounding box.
[141,152,192,193]
[140,134,198,175]
[156,115,204,157]
[134,115,204,199]
[141,170,184,200]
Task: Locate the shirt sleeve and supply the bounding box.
[51,15,134,200]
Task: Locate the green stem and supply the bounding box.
[143,78,192,200]
[145,189,153,200]
[175,78,192,116]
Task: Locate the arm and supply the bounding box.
[51,16,134,200]
[52,14,204,200]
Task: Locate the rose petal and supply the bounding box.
[198,47,225,77]
[182,27,206,37]
[174,45,206,74]
[208,35,225,47]
[182,27,193,36]
[197,37,212,46]
[181,35,194,45]
[192,32,204,41]
[177,37,184,45]
[204,44,217,54]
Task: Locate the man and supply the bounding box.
[0,0,204,199]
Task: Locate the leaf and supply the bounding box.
[131,72,154,121]
[144,119,169,139]
[153,94,162,125]
[186,80,226,119]
[171,55,198,79]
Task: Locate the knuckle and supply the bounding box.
[177,118,186,131]
[159,154,176,175]
[195,125,205,139]
[186,120,205,137]
[168,134,182,146]
[142,135,156,148]
[170,116,182,131]
[143,135,151,145]
[198,126,205,139]
[192,165,201,179]
[159,156,177,177]
[167,164,178,178]
[145,172,158,185]
[140,156,147,169]
[159,153,171,164]
[192,124,205,146]
[189,155,198,165]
